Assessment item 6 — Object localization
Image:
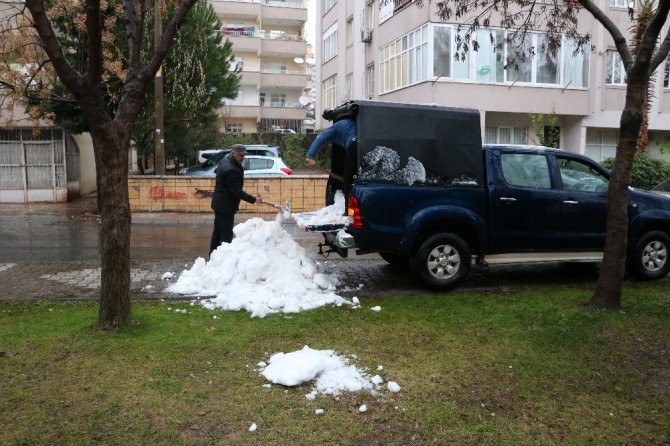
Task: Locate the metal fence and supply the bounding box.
[0,128,68,201]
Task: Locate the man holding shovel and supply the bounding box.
[210,144,266,256]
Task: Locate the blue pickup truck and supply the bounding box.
[319,100,670,290]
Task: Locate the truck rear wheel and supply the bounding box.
[627,231,670,280]
[411,233,471,291]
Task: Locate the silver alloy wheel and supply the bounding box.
[642,240,668,272]
[426,244,461,279]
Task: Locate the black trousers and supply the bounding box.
[210,211,235,255]
[326,143,358,206]
[342,143,358,201]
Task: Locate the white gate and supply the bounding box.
[0,128,67,203]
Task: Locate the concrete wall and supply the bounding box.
[128,175,329,213]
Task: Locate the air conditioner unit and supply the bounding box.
[361,29,372,43]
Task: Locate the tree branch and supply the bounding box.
[650,28,670,71]
[579,0,632,66]
[647,0,670,71]
[24,0,83,90]
[139,0,199,82]
[123,0,142,69]
[85,0,103,85]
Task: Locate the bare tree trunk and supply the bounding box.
[636,93,650,154]
[590,78,647,309]
[91,124,133,329]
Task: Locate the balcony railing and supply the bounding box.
[225,101,307,108]
[260,68,308,75]
[210,0,306,8]
[263,102,305,108]
[218,29,306,42]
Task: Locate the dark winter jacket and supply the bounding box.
[211,154,256,213]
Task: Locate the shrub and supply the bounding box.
[601,154,670,190]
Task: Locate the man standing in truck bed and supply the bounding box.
[305,115,357,205]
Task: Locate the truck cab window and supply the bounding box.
[557,157,608,193]
[501,153,551,189]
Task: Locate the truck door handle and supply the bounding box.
[499,197,517,202]
[563,200,579,204]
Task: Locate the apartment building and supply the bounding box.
[316,0,670,162]
[210,0,311,133]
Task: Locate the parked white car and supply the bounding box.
[182,154,293,177]
[196,145,280,164]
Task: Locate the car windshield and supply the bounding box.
[202,150,229,167]
[652,179,670,192]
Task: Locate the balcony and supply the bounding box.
[218,30,261,53]
[221,103,307,122]
[218,29,306,57]
[261,34,307,57]
[210,0,306,24]
[262,2,307,25]
[210,0,261,20]
[261,104,307,120]
[239,70,261,86]
[260,70,308,89]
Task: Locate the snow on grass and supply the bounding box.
[258,346,400,399]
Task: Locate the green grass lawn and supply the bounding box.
[1,283,668,445]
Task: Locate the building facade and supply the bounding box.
[316,0,670,162]
[210,0,312,133]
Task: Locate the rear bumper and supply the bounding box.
[323,229,357,249]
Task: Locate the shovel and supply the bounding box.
[263,200,292,220]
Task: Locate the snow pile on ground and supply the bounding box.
[259,346,398,397]
[293,191,349,228]
[166,217,347,317]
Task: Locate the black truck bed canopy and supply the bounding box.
[350,100,484,186]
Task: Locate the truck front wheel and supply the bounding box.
[411,233,471,291]
[628,231,670,280]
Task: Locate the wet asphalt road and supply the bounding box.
[0,196,648,301]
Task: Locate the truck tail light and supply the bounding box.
[347,195,363,229]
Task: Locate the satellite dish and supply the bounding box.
[293,57,305,64]
[305,58,315,65]
[298,96,308,106]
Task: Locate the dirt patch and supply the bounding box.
[599,327,670,401]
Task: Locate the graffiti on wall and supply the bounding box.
[195,188,213,199]
[149,186,187,200]
[148,186,214,201]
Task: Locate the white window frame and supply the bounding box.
[366,64,375,98]
[606,50,627,85]
[484,126,528,144]
[323,24,338,63]
[270,93,286,107]
[366,1,375,30]
[324,0,336,13]
[609,0,627,7]
[431,24,589,89]
[346,17,353,46]
[226,123,244,133]
[344,74,353,101]
[322,75,337,110]
[586,128,618,162]
[379,24,429,94]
